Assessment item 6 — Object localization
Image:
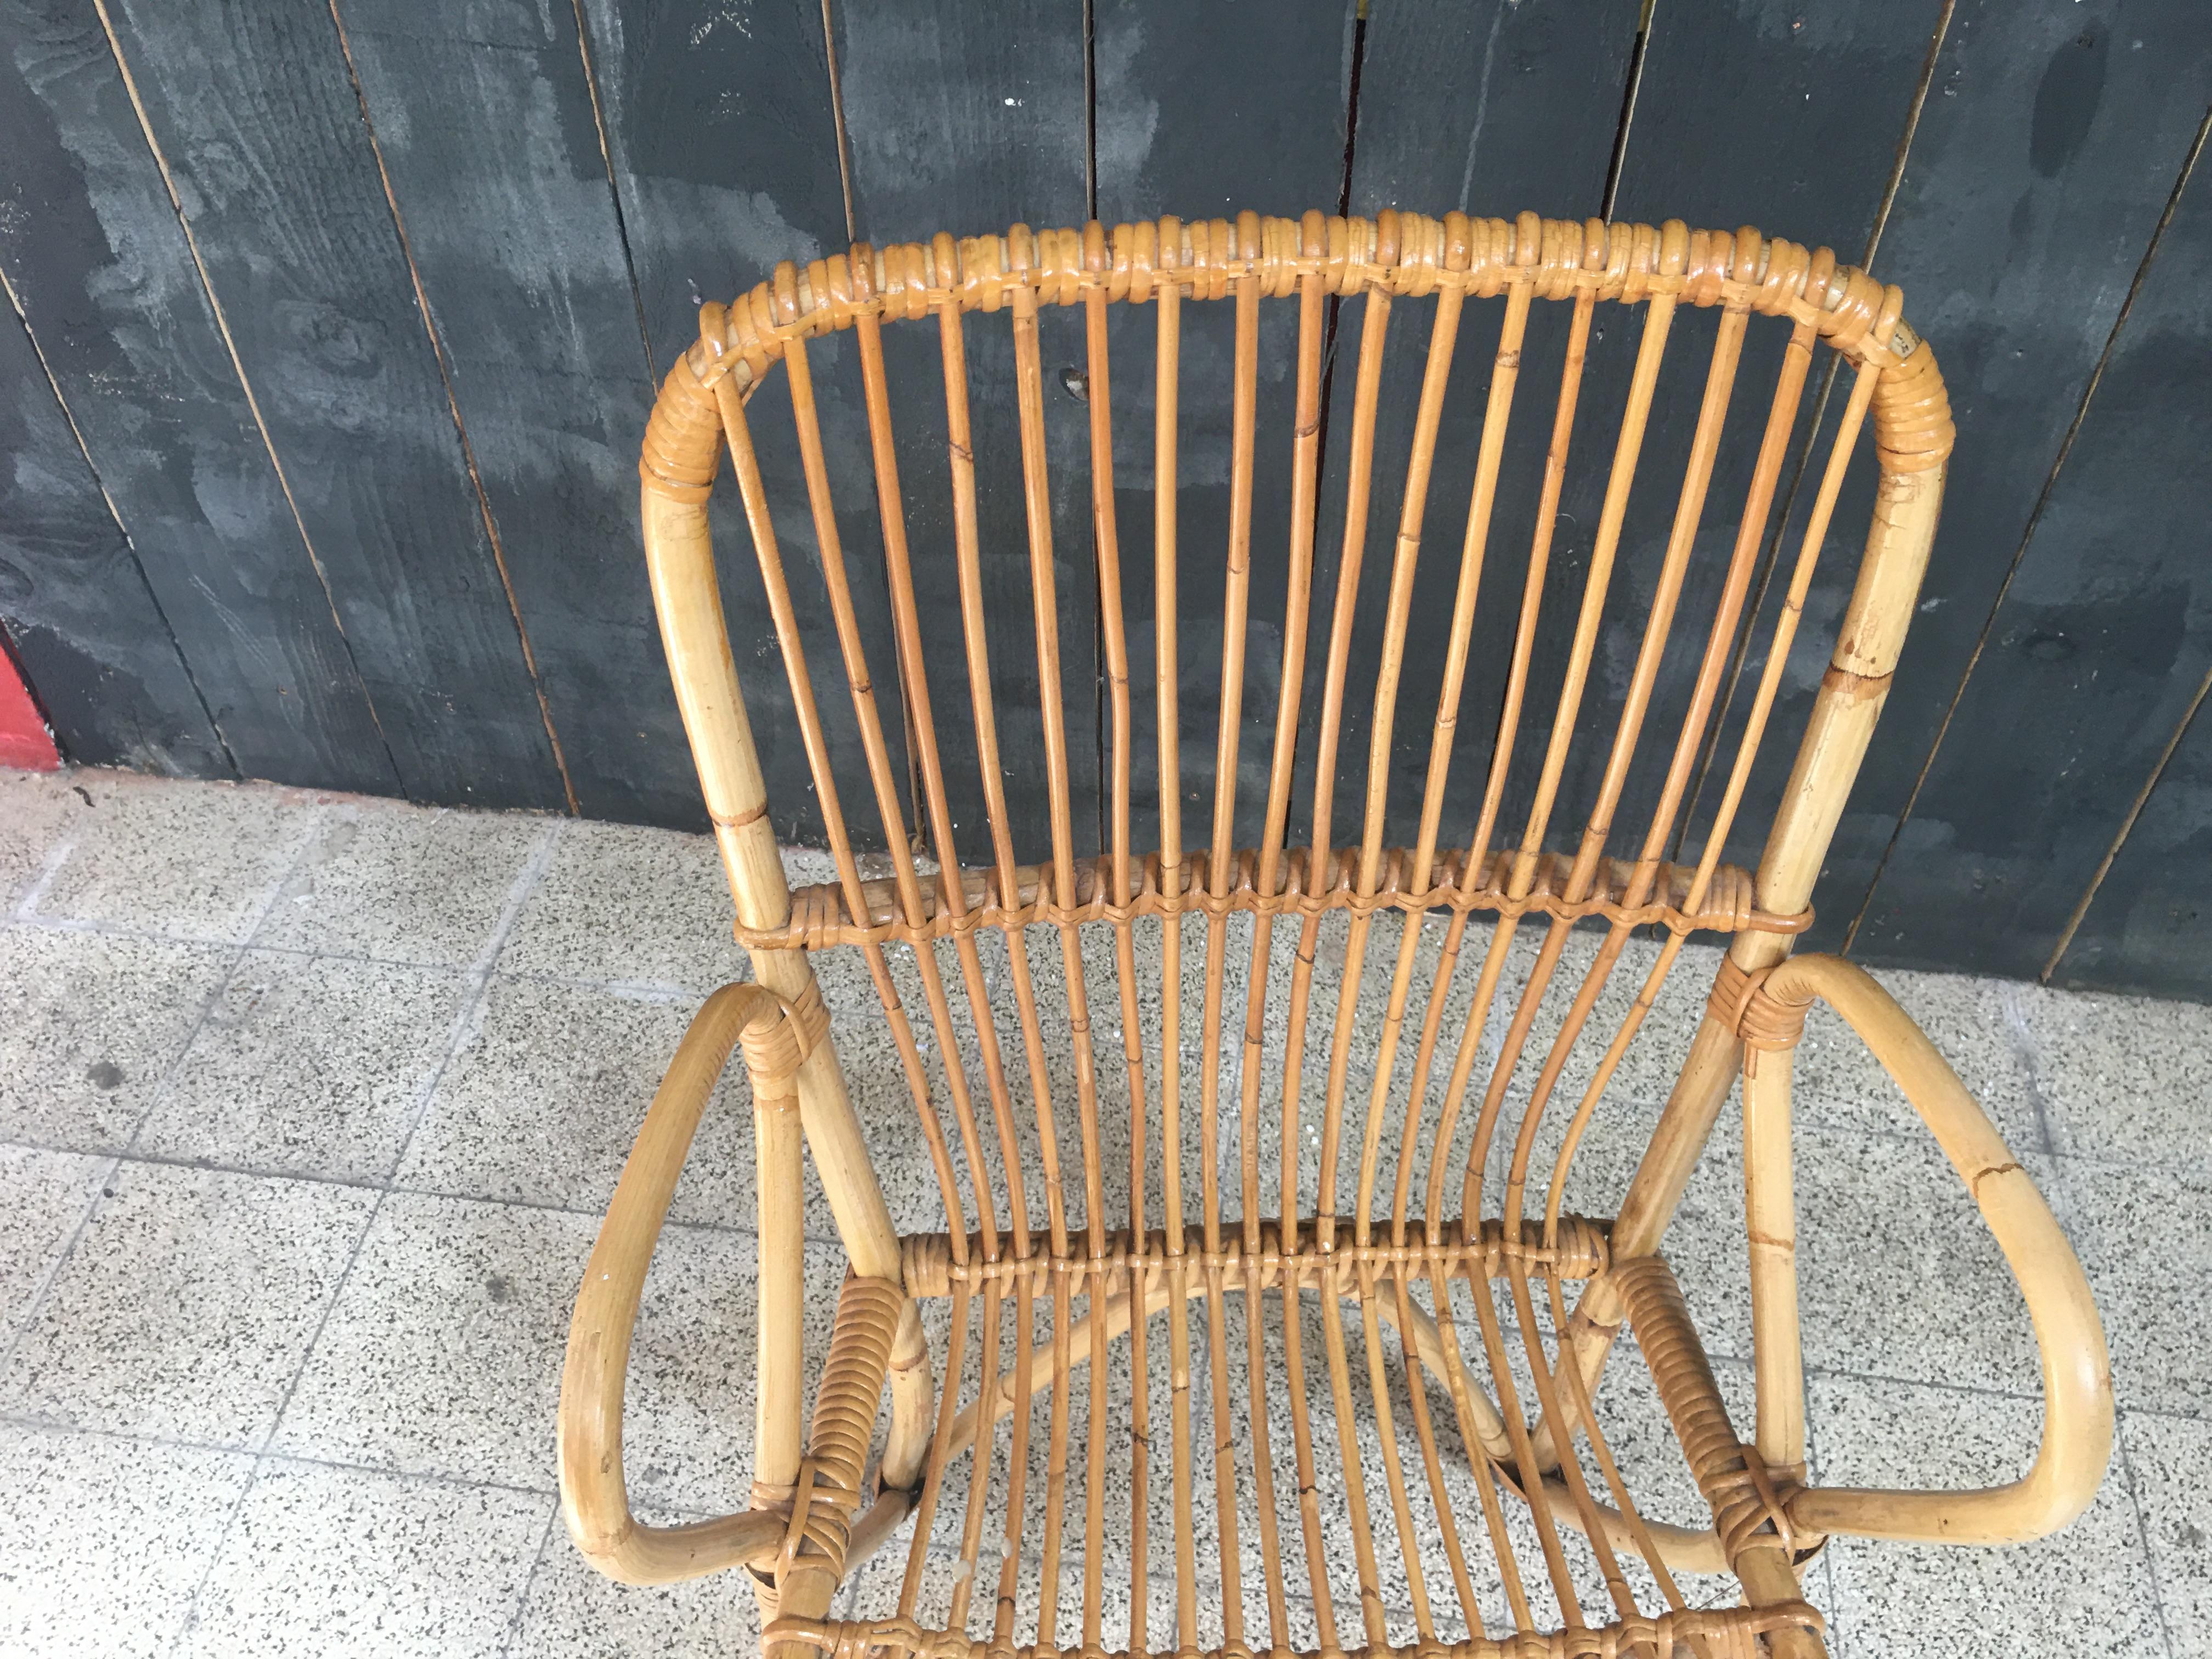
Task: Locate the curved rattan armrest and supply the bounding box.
[557,981,809,1585]
[1754,954,2113,1546]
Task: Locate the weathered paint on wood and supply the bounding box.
[0,292,226,773]
[1859,111,2212,979]
[576,0,851,373]
[573,0,911,847]
[1810,0,2212,951]
[832,0,1093,864]
[0,0,392,791]
[99,0,567,810]
[333,0,716,831]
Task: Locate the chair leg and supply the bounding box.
[751,1037,808,1632]
[761,1275,904,1653]
[1612,1255,1827,1659]
[1536,988,1745,1472]
[880,1300,932,1493]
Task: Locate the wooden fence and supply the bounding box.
[1,0,2206,996]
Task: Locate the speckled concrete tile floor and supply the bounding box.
[1,766,2203,1658]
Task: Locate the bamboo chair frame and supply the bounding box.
[557,209,2112,1659]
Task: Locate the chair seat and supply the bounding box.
[782,1228,1825,1659]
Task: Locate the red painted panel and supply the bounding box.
[0,639,61,770]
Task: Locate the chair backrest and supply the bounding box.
[636,208,1951,1267]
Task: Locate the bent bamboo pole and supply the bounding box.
[1767,956,2113,1546]
[558,983,917,1586]
[640,474,933,1491]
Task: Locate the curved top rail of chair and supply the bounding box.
[639,207,1956,507]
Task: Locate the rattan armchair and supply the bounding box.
[557,209,2112,1659]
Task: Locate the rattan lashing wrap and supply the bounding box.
[897,1214,1615,1300]
[1610,1257,1804,1564]
[748,1273,904,1624]
[733,977,830,1102]
[640,208,1953,512]
[766,1604,1827,1659]
[1706,956,1817,1077]
[746,847,1807,956]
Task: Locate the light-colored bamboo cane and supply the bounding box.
[558,983,910,1589]
[1752,954,2112,1545]
[1743,1024,1806,1482]
[590,209,2109,1659]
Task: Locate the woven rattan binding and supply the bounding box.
[557,208,2110,1659]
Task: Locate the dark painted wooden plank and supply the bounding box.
[94,0,566,810]
[1810,0,2212,952]
[1092,0,1355,852]
[832,0,1094,865]
[0,298,228,774]
[333,0,886,839]
[571,0,904,846]
[2053,690,2212,1002]
[0,0,394,792]
[576,0,851,374]
[1305,0,1639,854]
[1854,126,2212,981]
[1092,0,1353,217]
[332,0,670,825]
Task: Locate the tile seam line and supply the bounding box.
[12,833,74,919]
[144,1203,316,1654]
[0,1153,120,1386]
[0,267,239,778]
[382,816,568,1186]
[86,0,406,796]
[0,964,234,1358]
[1997,982,2060,1161]
[2122,1403,2212,1430]
[211,1186,391,1640]
[118,805,330,1163]
[495,1500,564,1658]
[2113,1412,2183,1659]
[0,1413,568,1502]
[324,0,580,817]
[108,811,383,1650]
[0,1133,838,1239]
[4,907,722,996]
[212,828,425,1584]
